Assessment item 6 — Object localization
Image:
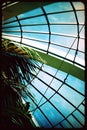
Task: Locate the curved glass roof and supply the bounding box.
[2,2,85,128]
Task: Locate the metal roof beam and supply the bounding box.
[2,2,53,20]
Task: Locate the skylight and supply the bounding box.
[2,2,85,128]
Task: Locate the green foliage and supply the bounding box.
[2,38,46,63]
[0,38,45,128]
[0,70,34,128]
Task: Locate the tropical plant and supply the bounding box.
[0,38,45,128]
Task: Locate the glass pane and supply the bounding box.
[67,115,82,128]
[2,27,20,31]
[44,88,55,99]
[50,79,62,91]
[73,110,85,125]
[2,31,21,36]
[39,97,47,106]
[40,102,64,125]
[29,84,43,104]
[59,85,84,106]
[50,25,77,36]
[2,35,21,42]
[3,21,19,27]
[61,120,72,128]
[48,12,76,23]
[78,39,85,52]
[20,16,47,25]
[55,70,67,81]
[33,109,52,128]
[66,49,76,61]
[22,25,48,32]
[3,17,16,23]
[51,35,75,47]
[44,2,72,13]
[58,84,84,107]
[76,11,85,24]
[66,75,85,95]
[72,2,85,10]
[50,94,75,117]
[23,32,49,42]
[32,78,48,94]
[22,38,48,51]
[49,44,69,57]
[75,52,85,66]
[79,26,85,38]
[42,64,57,76]
[18,8,43,19]
[78,104,85,114]
[37,71,53,85]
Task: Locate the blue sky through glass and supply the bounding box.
[2,2,85,128]
[26,63,85,128]
[2,1,85,68]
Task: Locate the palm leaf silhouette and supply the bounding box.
[0,38,45,128]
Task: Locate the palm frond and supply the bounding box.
[2,38,46,63]
[0,38,46,128]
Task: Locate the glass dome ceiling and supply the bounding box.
[2,2,85,128]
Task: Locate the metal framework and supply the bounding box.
[2,2,85,128]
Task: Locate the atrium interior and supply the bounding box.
[2,1,85,128]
